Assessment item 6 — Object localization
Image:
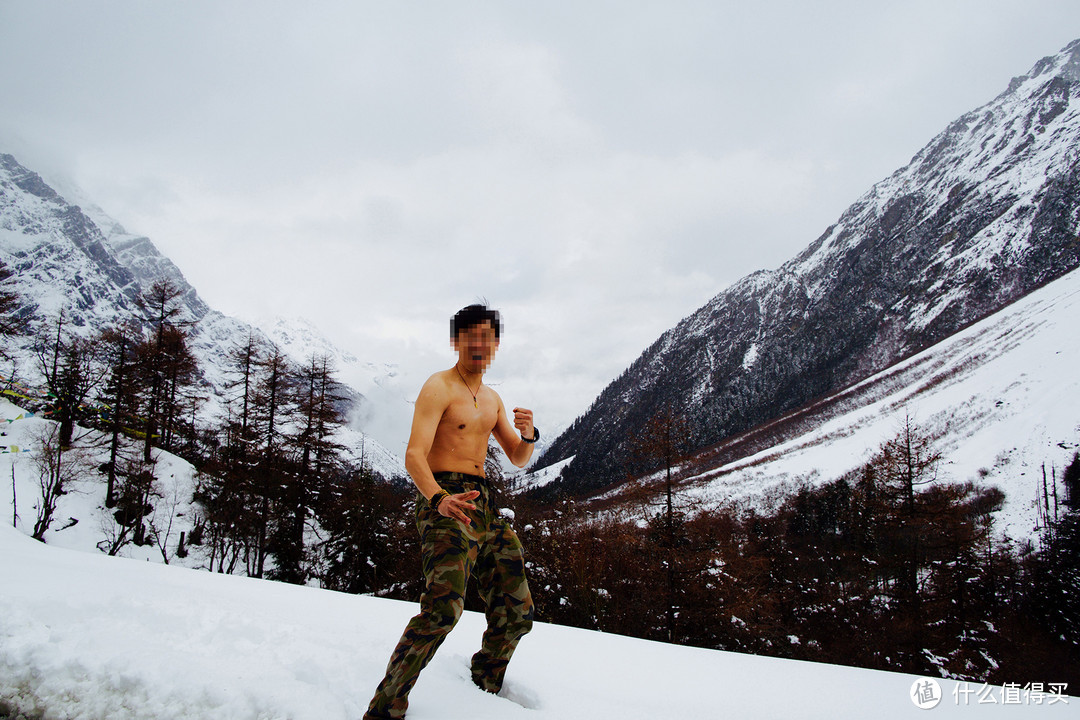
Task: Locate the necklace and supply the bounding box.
[456,364,481,409]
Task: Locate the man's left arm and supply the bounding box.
[493,396,537,468]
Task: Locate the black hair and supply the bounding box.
[451,303,502,340]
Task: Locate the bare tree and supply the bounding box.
[29,423,89,541]
[11,464,19,528]
[151,476,186,564]
[98,454,160,555]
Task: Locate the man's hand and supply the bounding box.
[513,407,535,441]
[437,490,480,524]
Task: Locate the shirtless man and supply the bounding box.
[363,304,537,720]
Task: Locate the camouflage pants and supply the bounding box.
[364,472,534,720]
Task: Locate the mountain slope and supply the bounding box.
[624,265,1080,540]
[538,39,1080,494]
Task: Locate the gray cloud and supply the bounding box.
[2,0,1078,441]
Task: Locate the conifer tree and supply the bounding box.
[194,464,251,574]
[223,332,264,463]
[1064,452,1080,508]
[631,406,693,642]
[270,354,346,584]
[97,322,142,507]
[316,461,399,594]
[136,279,189,463]
[292,354,345,481]
[868,413,942,608]
[34,312,106,449]
[251,345,293,578]
[1025,507,1080,660]
[154,324,198,453]
[194,332,266,573]
[256,346,292,457]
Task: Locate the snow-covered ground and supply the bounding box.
[2,521,1073,720]
[516,455,573,492]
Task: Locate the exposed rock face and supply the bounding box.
[538,40,1080,495]
[1,153,206,327]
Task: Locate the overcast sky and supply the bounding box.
[2,2,1078,452]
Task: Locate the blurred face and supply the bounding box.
[453,320,499,374]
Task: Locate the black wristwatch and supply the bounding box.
[521,428,540,444]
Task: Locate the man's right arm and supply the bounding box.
[404,374,477,524]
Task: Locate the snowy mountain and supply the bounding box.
[4,520,1072,719]
[537,39,1080,495]
[0,152,405,479]
[256,315,397,393]
[614,265,1077,542]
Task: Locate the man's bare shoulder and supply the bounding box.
[423,368,451,384]
[486,384,507,410]
[416,368,456,402]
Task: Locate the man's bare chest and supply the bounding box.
[439,387,498,436]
